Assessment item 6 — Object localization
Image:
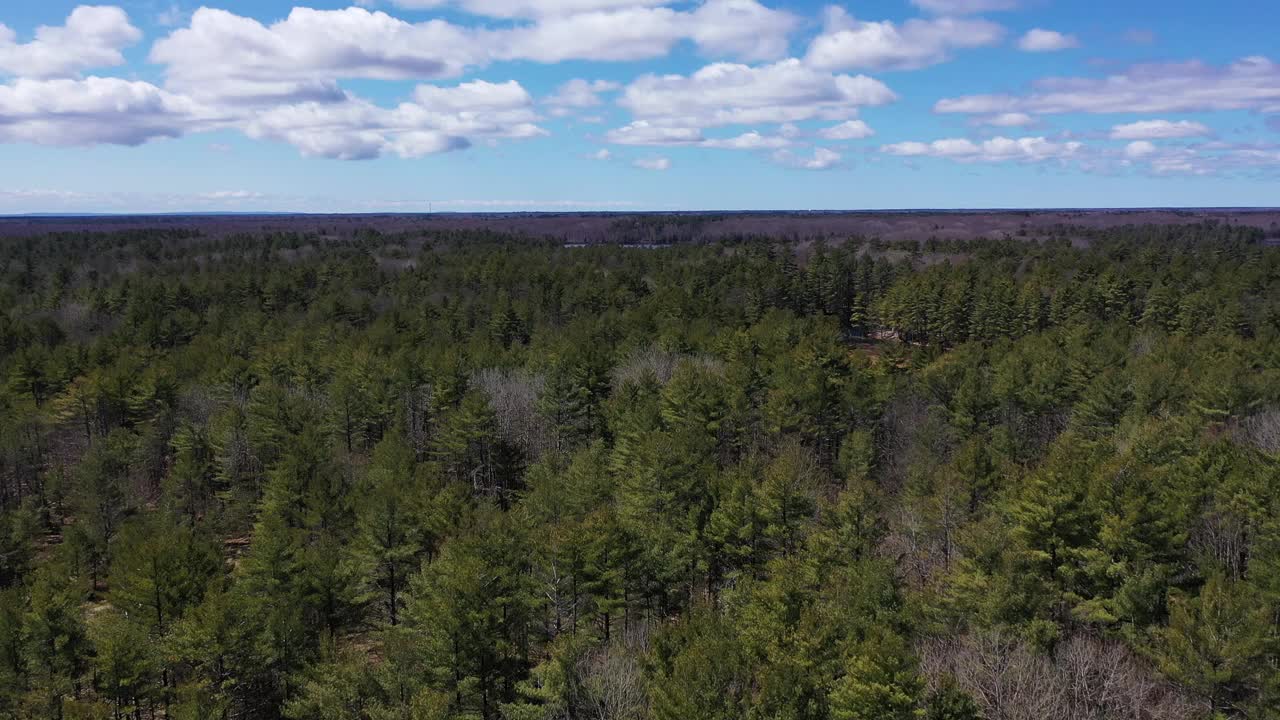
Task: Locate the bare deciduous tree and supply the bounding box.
[919,632,1206,720]
[576,626,651,720]
[1236,409,1280,456]
[473,368,554,461]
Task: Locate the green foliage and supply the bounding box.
[1149,576,1275,717]
[0,222,1278,719]
[108,514,222,635]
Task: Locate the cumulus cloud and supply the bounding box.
[686,0,799,62]
[1109,119,1211,139]
[0,6,142,79]
[607,121,704,146]
[0,2,830,162]
[1017,29,1079,52]
[1124,140,1156,159]
[413,79,534,114]
[0,76,203,146]
[605,123,791,151]
[806,7,1003,71]
[151,7,479,104]
[588,148,612,160]
[700,131,792,149]
[634,156,671,170]
[818,119,875,139]
[772,146,842,169]
[618,58,896,129]
[1106,141,1280,176]
[979,112,1036,127]
[495,0,797,64]
[881,135,1082,162]
[242,79,545,159]
[544,79,620,110]
[244,100,464,160]
[910,0,1019,14]
[936,56,1280,115]
[367,0,673,19]
[152,1,797,107]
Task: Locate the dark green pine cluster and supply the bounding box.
[0,222,1278,720]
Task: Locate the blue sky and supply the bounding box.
[0,0,1278,213]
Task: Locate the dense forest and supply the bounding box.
[0,221,1278,720]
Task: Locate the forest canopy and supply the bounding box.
[0,221,1278,720]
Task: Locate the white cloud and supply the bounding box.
[936,56,1280,115]
[1083,139,1280,177]
[806,7,1003,71]
[495,0,798,64]
[199,190,266,200]
[686,0,799,62]
[605,123,791,151]
[619,58,896,129]
[0,76,202,146]
[0,6,142,79]
[156,4,188,28]
[634,156,671,170]
[1017,29,1079,52]
[1124,140,1156,158]
[773,147,842,169]
[910,0,1019,14]
[1109,119,1212,139]
[370,0,670,19]
[242,79,545,160]
[151,7,481,105]
[607,121,704,145]
[545,78,620,110]
[818,119,875,139]
[700,131,792,149]
[243,100,453,160]
[493,7,686,63]
[979,112,1036,127]
[404,82,546,138]
[413,79,534,113]
[882,135,1083,162]
[152,2,798,108]
[589,148,612,160]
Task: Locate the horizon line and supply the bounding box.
[4,207,1280,219]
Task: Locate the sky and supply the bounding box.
[0,0,1279,213]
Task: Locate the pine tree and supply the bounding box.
[0,587,25,718]
[1072,370,1133,439]
[758,443,821,557]
[924,676,980,720]
[22,562,89,719]
[70,429,138,590]
[433,390,501,496]
[165,423,218,522]
[88,610,157,719]
[830,630,923,720]
[647,610,749,720]
[405,512,535,720]
[353,436,423,626]
[108,515,221,637]
[1150,576,1273,717]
